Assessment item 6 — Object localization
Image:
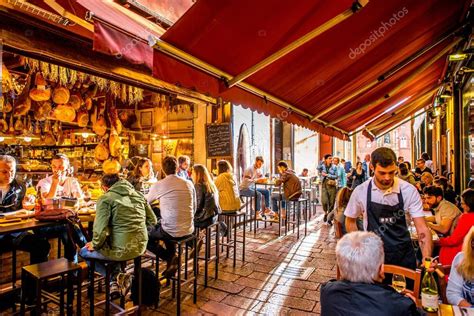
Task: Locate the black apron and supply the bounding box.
[366,181,416,270]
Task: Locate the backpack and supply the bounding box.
[131,268,160,306]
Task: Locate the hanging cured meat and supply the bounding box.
[93,104,107,136]
[77,110,89,127]
[52,86,70,104]
[69,94,83,111]
[1,64,13,93]
[102,159,121,174]
[94,142,109,161]
[29,72,51,102]
[109,131,122,157]
[14,71,33,116]
[53,104,76,122]
[34,101,52,121]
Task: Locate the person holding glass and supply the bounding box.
[36,154,86,262]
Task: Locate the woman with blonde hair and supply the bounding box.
[192,164,221,228]
[447,226,474,307]
[214,160,241,213]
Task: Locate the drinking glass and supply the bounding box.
[392,274,406,293]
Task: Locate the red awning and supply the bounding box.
[152,0,468,138]
[77,0,166,69]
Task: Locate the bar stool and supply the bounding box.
[239,195,254,232]
[219,211,247,267]
[285,198,309,239]
[20,258,82,316]
[167,234,198,316]
[87,256,142,316]
[195,221,220,287]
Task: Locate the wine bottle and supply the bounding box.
[34,187,42,216]
[421,258,439,312]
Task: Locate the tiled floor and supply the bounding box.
[10,206,337,315]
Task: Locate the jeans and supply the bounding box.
[79,247,120,277]
[271,193,287,213]
[37,224,88,263]
[240,187,270,211]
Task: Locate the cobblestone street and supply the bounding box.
[143,206,336,315]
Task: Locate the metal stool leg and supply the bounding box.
[233,217,237,268]
[193,237,198,304]
[215,224,219,279]
[204,227,210,287]
[105,265,111,316]
[89,261,95,316]
[177,242,182,316]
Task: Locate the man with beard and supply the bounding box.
[344,148,432,270]
[423,185,461,236]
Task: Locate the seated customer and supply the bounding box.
[79,174,157,293]
[214,160,241,213]
[434,176,458,205]
[424,185,461,236]
[192,164,220,228]
[321,231,420,316]
[327,187,358,233]
[0,155,50,264]
[36,154,86,262]
[146,156,196,278]
[447,227,474,307]
[126,157,156,194]
[239,156,272,219]
[272,161,302,220]
[439,189,474,266]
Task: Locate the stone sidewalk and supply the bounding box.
[149,207,336,315]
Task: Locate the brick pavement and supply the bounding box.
[145,206,336,315]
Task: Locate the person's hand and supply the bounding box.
[85,242,94,252]
[420,257,438,273]
[52,170,62,182]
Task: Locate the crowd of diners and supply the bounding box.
[0,145,473,311]
[319,147,474,313]
[0,152,304,300]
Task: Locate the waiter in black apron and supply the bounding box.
[344,147,433,269]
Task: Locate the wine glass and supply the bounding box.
[392,274,406,293]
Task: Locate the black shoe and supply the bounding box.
[162,256,179,279]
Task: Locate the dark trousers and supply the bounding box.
[147,223,176,262]
[0,232,50,264]
[37,223,87,262]
[321,183,337,214]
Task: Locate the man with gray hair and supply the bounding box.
[321,231,420,315]
[0,155,50,264]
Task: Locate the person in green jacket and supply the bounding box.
[80,174,157,295]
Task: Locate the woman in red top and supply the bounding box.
[439,189,474,266]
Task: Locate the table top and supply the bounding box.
[0,219,57,235]
[424,303,471,316]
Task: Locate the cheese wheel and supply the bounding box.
[52,87,70,104]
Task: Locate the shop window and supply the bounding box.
[400,135,408,149]
[384,134,391,144]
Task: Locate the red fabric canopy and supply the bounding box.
[81,0,468,138]
[153,0,468,138]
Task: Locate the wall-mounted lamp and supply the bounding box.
[428,122,434,130]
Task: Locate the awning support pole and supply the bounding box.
[226,0,369,88]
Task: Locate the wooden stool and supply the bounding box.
[168,234,198,316]
[87,256,142,316]
[285,198,309,239]
[219,211,247,267]
[20,258,82,316]
[196,221,220,287]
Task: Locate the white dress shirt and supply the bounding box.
[344,177,424,230]
[146,174,196,237]
[37,176,83,198]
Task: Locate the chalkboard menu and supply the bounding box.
[206,123,232,158]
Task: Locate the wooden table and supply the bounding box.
[425,304,456,316]
[0,218,58,235]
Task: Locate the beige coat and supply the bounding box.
[215,172,241,212]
